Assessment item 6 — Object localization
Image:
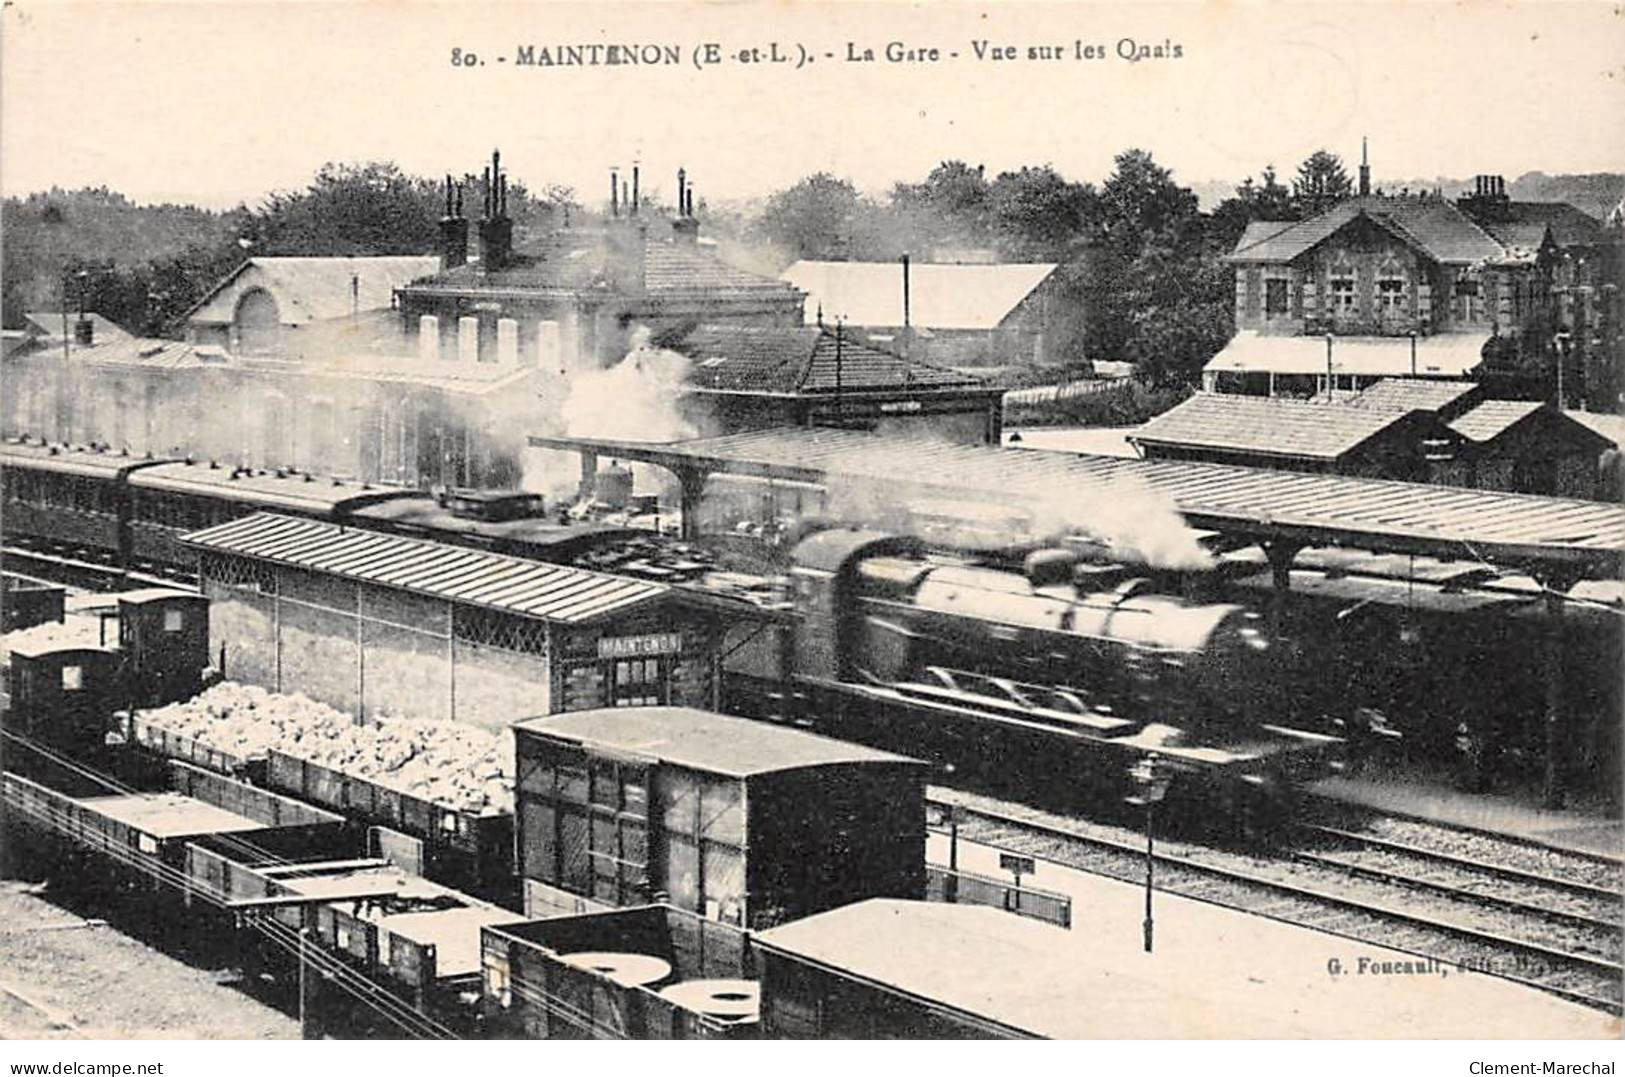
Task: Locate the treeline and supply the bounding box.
[726,148,1359,385]
[4,149,1362,386]
[1,163,574,337]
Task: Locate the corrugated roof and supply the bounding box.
[780,261,1058,331]
[183,513,670,624]
[188,257,441,325]
[1131,393,1420,460]
[1345,378,1481,414]
[1204,331,1488,377]
[513,706,919,778]
[1229,197,1506,265]
[532,426,1625,575]
[1447,400,1547,442]
[676,325,990,395]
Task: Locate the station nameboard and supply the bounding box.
[597,632,683,659]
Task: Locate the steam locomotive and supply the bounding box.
[748,528,1346,809]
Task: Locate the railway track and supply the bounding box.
[928,786,1624,1015]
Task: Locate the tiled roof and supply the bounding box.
[1565,409,1625,448]
[1472,219,1550,261]
[780,261,1058,330]
[187,257,441,325]
[1234,220,1296,251]
[1346,378,1481,414]
[675,325,990,395]
[24,312,134,342]
[1447,400,1547,442]
[1229,197,1505,265]
[183,513,670,624]
[1496,202,1605,248]
[1131,393,1421,460]
[399,229,798,299]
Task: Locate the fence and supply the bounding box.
[925,864,1072,929]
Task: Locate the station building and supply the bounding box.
[182,513,745,732]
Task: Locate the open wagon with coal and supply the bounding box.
[266,747,516,906]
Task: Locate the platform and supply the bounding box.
[1310,772,1623,862]
[926,832,1618,1038]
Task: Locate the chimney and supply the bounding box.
[477,149,515,270]
[611,168,620,218]
[1359,136,1370,197]
[672,167,699,245]
[418,315,440,362]
[458,316,479,363]
[536,319,562,374]
[73,317,94,346]
[497,317,519,365]
[631,163,640,216]
[438,176,468,268]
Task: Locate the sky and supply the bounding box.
[3,1,1623,210]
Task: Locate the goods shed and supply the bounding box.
[182,513,734,731]
[510,707,927,926]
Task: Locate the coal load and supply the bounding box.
[133,682,515,815]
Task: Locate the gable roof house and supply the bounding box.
[1210,161,1606,401]
[185,255,442,357]
[780,260,1063,368]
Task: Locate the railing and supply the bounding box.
[926,864,1072,929]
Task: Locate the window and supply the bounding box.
[1454,276,1479,297]
[1265,278,1289,314]
[611,657,666,707]
[1377,278,1406,311]
[62,665,83,691]
[163,608,184,633]
[1331,276,1357,310]
[1377,259,1406,312]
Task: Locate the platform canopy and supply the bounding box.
[532,427,1625,580]
[1203,331,1490,379]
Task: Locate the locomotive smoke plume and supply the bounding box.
[821,462,1214,572]
[520,324,708,500]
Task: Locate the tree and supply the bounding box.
[756,173,868,260]
[985,166,1099,261]
[1292,150,1353,216]
[1099,149,1198,252]
[1209,164,1298,252]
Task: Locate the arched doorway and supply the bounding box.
[233,288,281,356]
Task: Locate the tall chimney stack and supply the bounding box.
[477,149,514,269]
[611,168,620,218]
[1359,136,1370,197]
[438,176,468,269]
[631,164,640,216]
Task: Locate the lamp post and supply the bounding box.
[1126,754,1173,954]
[925,801,961,904]
[1553,331,1572,409]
